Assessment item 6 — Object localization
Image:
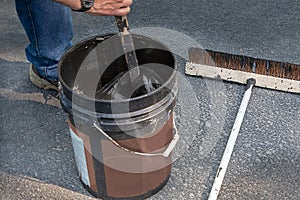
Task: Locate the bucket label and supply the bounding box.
[69,128,90,187]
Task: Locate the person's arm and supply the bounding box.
[53,0,132,16]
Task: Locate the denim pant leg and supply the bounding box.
[15,0,73,81]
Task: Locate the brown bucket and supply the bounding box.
[59,34,178,199]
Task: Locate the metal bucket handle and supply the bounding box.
[93,120,179,158]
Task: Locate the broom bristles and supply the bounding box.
[189,48,300,81]
[186,48,300,93]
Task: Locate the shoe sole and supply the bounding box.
[29,65,58,91]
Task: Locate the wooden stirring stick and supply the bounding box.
[114,15,140,83]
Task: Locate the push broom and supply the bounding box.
[185,48,300,200]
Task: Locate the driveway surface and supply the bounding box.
[0,0,299,199]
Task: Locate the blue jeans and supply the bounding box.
[15,0,73,82]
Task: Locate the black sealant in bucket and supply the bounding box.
[59,34,178,199]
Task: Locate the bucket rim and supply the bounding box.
[58,33,177,104]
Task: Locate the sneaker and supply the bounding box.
[29,64,58,91]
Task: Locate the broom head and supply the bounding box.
[185,48,300,93]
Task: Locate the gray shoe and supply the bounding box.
[29,65,58,91]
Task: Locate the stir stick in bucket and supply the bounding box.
[115,15,140,83]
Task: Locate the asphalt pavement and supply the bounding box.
[1,0,299,199]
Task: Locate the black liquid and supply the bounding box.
[95,67,162,100]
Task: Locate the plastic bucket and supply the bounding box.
[58,34,178,199]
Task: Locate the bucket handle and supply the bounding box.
[93,121,179,158]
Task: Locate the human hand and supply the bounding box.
[87,0,132,16]
[54,0,132,16]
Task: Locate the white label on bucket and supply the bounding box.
[69,128,90,187]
